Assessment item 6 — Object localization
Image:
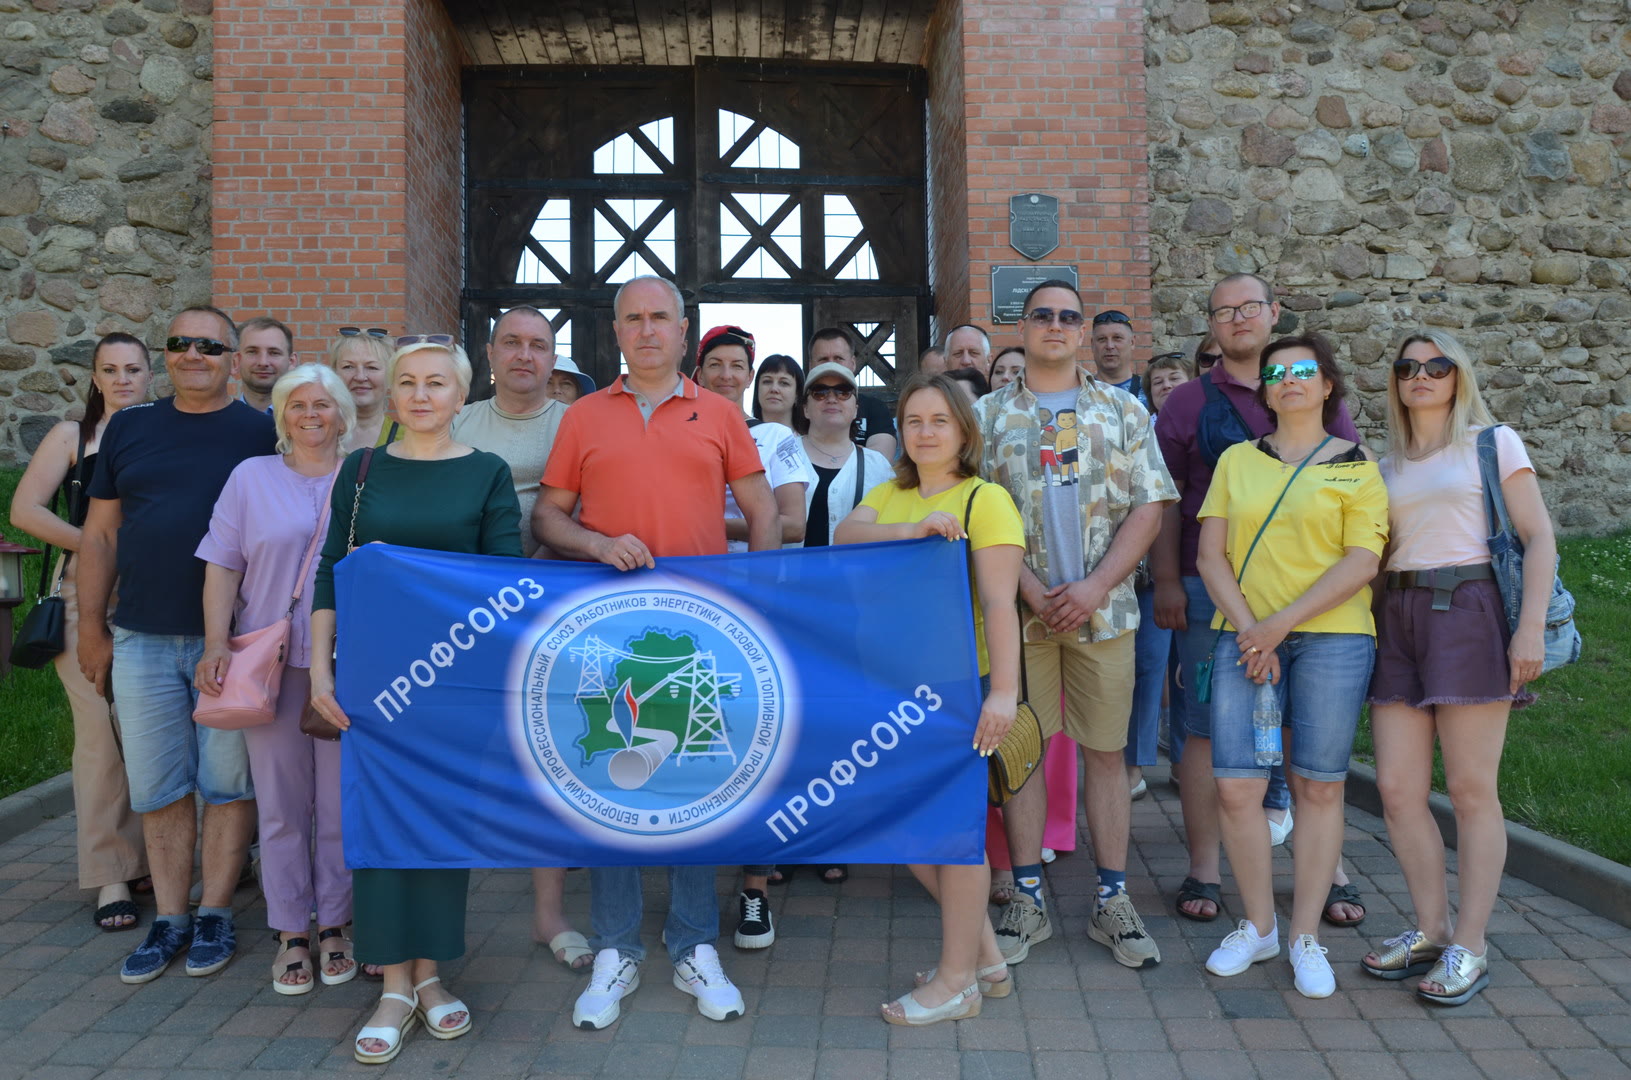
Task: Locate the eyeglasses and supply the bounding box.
[1261,360,1321,385]
[339,326,389,338]
[1092,310,1131,327]
[1024,307,1085,328]
[396,334,456,348]
[165,336,229,356]
[807,384,855,401]
[1392,356,1456,381]
[1209,300,1268,323]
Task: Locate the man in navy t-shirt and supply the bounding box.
[78,306,276,985]
[1090,309,1150,409]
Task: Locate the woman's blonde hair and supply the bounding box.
[325,331,392,370]
[271,363,356,455]
[388,339,473,399]
[1385,330,1496,459]
[892,373,983,489]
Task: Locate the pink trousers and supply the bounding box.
[987,732,1080,871]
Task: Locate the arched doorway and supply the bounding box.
[463,60,926,389]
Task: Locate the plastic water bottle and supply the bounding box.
[1252,678,1282,767]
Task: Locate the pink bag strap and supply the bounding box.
[285,470,341,616]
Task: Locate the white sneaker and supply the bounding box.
[573,949,639,1030]
[1040,847,1057,865]
[1206,919,1280,977]
[1291,934,1336,998]
[1268,806,1294,847]
[672,943,744,1021]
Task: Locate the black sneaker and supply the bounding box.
[733,889,774,949]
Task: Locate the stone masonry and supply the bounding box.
[0,0,213,459]
[1148,0,1631,529]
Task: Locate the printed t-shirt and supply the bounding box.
[854,392,896,448]
[1034,388,1087,589]
[860,475,1024,676]
[452,396,566,557]
[725,420,816,553]
[1156,364,1362,577]
[1381,425,1532,572]
[1197,440,1389,636]
[541,374,763,558]
[87,398,277,636]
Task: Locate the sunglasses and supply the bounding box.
[1024,307,1085,328]
[396,334,456,348]
[1197,351,1222,367]
[1393,356,1456,380]
[1153,352,1188,363]
[1092,310,1131,327]
[339,326,389,338]
[1261,359,1321,385]
[807,384,855,401]
[165,336,229,356]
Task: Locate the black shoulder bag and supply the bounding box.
[11,432,89,669]
[1196,372,1254,468]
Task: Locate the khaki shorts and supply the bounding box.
[1024,629,1135,752]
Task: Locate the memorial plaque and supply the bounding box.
[990,264,1079,324]
[1009,193,1060,260]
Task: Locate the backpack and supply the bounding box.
[1196,372,1254,468]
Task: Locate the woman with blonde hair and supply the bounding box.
[1362,331,1556,1006]
[309,335,523,1062]
[326,327,397,450]
[195,363,357,994]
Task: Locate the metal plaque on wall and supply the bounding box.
[1009,193,1060,260]
[990,265,1079,324]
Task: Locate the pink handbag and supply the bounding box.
[193,480,334,731]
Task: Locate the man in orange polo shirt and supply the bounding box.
[534,275,777,1032]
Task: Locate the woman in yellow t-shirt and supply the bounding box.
[1194,334,1388,1001]
[835,373,1024,1027]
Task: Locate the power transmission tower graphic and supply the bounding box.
[668,651,741,766]
[570,636,617,700]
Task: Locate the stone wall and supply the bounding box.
[0,0,213,459]
[1146,0,1631,529]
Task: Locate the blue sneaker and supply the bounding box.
[185,913,237,977]
[120,920,188,984]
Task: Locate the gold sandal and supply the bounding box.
[1418,944,1489,1006]
[1360,929,1443,981]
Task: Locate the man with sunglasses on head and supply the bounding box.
[975,280,1177,971]
[1090,310,1149,408]
[1151,273,1365,927]
[237,316,297,414]
[76,306,277,985]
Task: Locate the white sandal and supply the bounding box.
[353,992,417,1064]
[881,983,981,1026]
[413,975,472,1040]
[549,930,594,972]
[914,961,1012,998]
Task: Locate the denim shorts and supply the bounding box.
[112,627,254,813]
[1209,631,1374,783]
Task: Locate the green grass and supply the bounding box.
[0,465,74,799]
[1354,530,1631,867]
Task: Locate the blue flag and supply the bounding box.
[334,539,988,868]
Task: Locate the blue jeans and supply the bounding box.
[1210,632,1375,783]
[1173,576,1290,811]
[1125,588,1171,768]
[111,628,253,814]
[590,865,719,965]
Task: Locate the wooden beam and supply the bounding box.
[737,0,762,61]
[458,21,505,66]
[685,0,714,58]
[526,6,577,65]
[758,0,785,58]
[632,0,671,66]
[478,0,528,65]
[800,0,835,62]
[605,0,647,63]
[876,0,909,63]
[831,0,861,62]
[560,4,603,64]
[853,0,885,62]
[662,0,691,65]
[897,0,932,65]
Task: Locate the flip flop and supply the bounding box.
[819,865,849,885]
[93,899,140,932]
[1175,876,1221,922]
[1322,883,1366,928]
[549,931,594,972]
[768,867,794,886]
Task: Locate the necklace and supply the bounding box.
[804,437,851,467]
[1403,439,1448,462]
[1266,436,1324,471]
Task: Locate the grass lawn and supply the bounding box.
[1355,530,1631,867]
[1,464,74,799]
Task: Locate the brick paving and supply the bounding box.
[1,766,1628,1079]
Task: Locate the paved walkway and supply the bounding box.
[2,766,1628,1079]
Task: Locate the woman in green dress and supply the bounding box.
[308,336,522,1064]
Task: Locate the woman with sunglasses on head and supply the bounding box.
[308,335,523,1063]
[8,332,153,933]
[836,372,1023,1025]
[1196,333,1388,999]
[1360,332,1553,1006]
[326,327,397,451]
[752,353,805,432]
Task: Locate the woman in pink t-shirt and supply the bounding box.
[1362,331,1558,1007]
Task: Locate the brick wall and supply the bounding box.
[211,0,463,356]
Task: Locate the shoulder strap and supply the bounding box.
[1233,435,1332,586]
[67,429,90,525]
[287,470,342,612]
[1201,369,1251,431]
[961,479,1030,701]
[1476,426,1515,542]
[346,448,375,552]
[851,448,865,510]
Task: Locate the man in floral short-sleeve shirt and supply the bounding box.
[974,279,1177,972]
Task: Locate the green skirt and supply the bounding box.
[353,868,469,966]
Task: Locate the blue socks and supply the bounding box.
[1096,867,1126,908]
[1012,863,1045,910]
[196,905,232,922]
[154,912,191,929]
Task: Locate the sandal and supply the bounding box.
[1362,929,1444,981]
[93,899,140,933]
[354,991,418,1064]
[412,976,472,1040]
[990,871,1016,906]
[768,867,794,886]
[317,927,357,986]
[271,934,315,996]
[819,865,849,885]
[549,930,594,973]
[1418,944,1489,1006]
[128,876,154,895]
[915,961,1012,999]
[1175,877,1221,922]
[881,983,981,1026]
[1322,883,1366,928]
